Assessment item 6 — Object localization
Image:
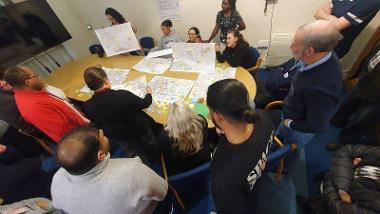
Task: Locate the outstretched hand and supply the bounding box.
[146,86,152,94]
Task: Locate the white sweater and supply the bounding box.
[51,155,168,214]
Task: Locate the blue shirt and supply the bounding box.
[299,52,332,72]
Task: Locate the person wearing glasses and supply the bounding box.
[3,66,89,143]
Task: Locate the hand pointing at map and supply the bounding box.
[146,86,152,94]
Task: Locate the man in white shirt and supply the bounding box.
[51,125,168,214]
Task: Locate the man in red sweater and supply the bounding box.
[4,66,89,142]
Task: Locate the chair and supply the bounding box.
[161,155,212,213]
[247,47,262,76]
[264,101,298,182]
[140,37,155,55]
[18,128,55,155]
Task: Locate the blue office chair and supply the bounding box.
[247,47,262,75]
[140,37,155,55]
[263,101,298,182]
[161,155,213,213]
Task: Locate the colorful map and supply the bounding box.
[171,43,216,73]
[112,75,147,98]
[148,76,195,103]
[95,23,140,57]
[133,58,172,74]
[188,67,236,100]
[78,67,130,93]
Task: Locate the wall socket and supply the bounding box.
[85,24,93,30]
[257,40,269,49]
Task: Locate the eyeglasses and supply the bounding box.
[24,74,39,80]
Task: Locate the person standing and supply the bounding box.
[207,0,246,44]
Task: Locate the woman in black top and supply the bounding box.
[158,102,210,176]
[216,29,255,69]
[206,79,274,214]
[207,0,246,44]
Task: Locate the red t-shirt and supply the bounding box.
[14,90,89,142]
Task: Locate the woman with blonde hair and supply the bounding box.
[158,102,211,176]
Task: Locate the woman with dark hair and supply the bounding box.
[206,79,274,214]
[150,19,183,52]
[216,29,255,69]
[207,0,246,44]
[187,27,203,43]
[105,7,137,33]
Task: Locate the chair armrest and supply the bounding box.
[247,58,262,75]
[18,129,55,155]
[264,101,283,111]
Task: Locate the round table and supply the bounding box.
[45,54,256,126]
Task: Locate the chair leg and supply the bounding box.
[275,160,284,182]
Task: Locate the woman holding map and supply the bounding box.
[207,0,246,44]
[216,29,255,69]
[105,7,137,33]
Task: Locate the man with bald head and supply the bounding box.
[51,125,168,214]
[3,66,89,142]
[275,20,343,171]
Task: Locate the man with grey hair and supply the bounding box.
[275,20,343,172]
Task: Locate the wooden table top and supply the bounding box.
[45,54,256,126]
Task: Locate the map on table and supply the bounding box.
[95,23,140,57]
[113,75,147,98]
[133,58,172,74]
[171,43,216,73]
[148,76,195,103]
[78,67,130,93]
[188,67,236,100]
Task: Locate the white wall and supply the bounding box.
[12,0,380,72]
[64,0,324,48]
[46,0,98,59]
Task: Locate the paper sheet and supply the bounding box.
[113,76,147,98]
[78,67,130,93]
[133,58,172,74]
[95,23,140,57]
[156,0,181,21]
[171,43,216,73]
[148,76,195,103]
[188,67,236,100]
[146,48,173,59]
